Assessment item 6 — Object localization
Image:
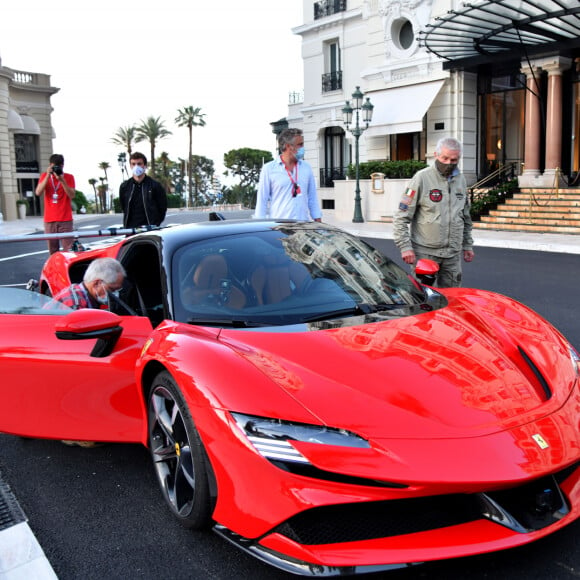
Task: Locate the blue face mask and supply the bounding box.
[132,165,145,177]
[295,147,305,161]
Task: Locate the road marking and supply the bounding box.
[0,250,47,262]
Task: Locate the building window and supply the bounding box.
[320,126,346,187]
[14,134,39,173]
[314,0,346,20]
[478,72,526,178]
[322,40,342,93]
[396,20,414,50]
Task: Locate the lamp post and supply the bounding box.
[117,152,128,180]
[342,86,374,223]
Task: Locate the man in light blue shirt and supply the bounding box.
[255,128,322,222]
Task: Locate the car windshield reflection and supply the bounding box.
[172,224,431,327]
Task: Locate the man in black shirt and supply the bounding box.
[119,152,167,228]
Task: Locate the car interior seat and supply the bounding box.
[183,254,246,309]
[250,255,310,305]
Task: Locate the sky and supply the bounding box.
[0,1,304,196]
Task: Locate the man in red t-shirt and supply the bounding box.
[35,153,76,254]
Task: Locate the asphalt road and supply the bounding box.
[0,212,578,579]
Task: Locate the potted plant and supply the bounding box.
[16,198,28,219]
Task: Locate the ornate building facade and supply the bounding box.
[288,0,580,219]
[0,59,58,221]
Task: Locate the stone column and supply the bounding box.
[519,61,542,187]
[543,56,572,185]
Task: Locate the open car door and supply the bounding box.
[0,288,152,443]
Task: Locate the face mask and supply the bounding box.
[94,282,112,305]
[435,159,457,177]
[95,290,109,305]
[132,165,145,177]
[295,147,305,161]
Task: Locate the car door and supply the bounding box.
[0,288,153,443]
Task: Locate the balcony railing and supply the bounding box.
[288,91,304,105]
[314,0,347,19]
[320,166,347,188]
[9,69,52,87]
[322,71,342,93]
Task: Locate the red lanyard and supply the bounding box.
[282,160,300,197]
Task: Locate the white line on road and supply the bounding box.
[0,250,47,262]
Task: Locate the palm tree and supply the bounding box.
[98,161,110,184]
[98,177,108,212]
[88,178,99,213]
[175,106,206,207]
[112,125,137,158]
[135,116,172,176]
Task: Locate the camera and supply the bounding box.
[52,165,63,176]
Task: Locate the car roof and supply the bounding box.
[123,219,335,253]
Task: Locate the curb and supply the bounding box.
[0,478,56,579]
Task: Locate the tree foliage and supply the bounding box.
[111,125,137,158]
[190,155,215,206]
[224,148,273,190]
[175,106,206,206]
[135,116,172,176]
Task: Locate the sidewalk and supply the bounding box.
[1,212,580,254]
[321,214,580,255]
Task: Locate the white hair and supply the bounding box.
[435,137,462,156]
[84,258,126,285]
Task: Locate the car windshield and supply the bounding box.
[172,223,430,327]
[0,287,72,315]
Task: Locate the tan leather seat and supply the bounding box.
[183,254,246,309]
[251,256,310,305]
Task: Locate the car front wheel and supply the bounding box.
[148,371,213,529]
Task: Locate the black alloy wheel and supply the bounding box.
[148,371,213,529]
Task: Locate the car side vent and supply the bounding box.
[518,346,552,400]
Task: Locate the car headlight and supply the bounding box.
[232,412,370,464]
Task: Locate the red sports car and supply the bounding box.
[1,219,578,576]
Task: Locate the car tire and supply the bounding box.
[148,371,213,529]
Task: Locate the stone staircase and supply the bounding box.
[474,188,580,234]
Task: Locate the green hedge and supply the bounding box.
[167,193,183,208]
[347,160,428,179]
[470,179,518,220]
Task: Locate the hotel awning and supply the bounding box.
[419,0,580,70]
[365,80,445,137]
[17,115,41,135]
[7,110,24,131]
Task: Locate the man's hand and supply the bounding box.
[463,250,475,262]
[401,249,416,264]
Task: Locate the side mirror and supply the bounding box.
[415,259,439,286]
[209,212,226,221]
[55,309,123,357]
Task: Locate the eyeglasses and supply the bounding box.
[292,183,301,197]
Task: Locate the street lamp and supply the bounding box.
[342,86,374,223]
[117,152,129,181]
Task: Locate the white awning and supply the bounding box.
[16,115,41,135]
[419,0,580,69]
[364,80,445,137]
[7,109,24,131]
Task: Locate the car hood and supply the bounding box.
[220,289,576,440]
